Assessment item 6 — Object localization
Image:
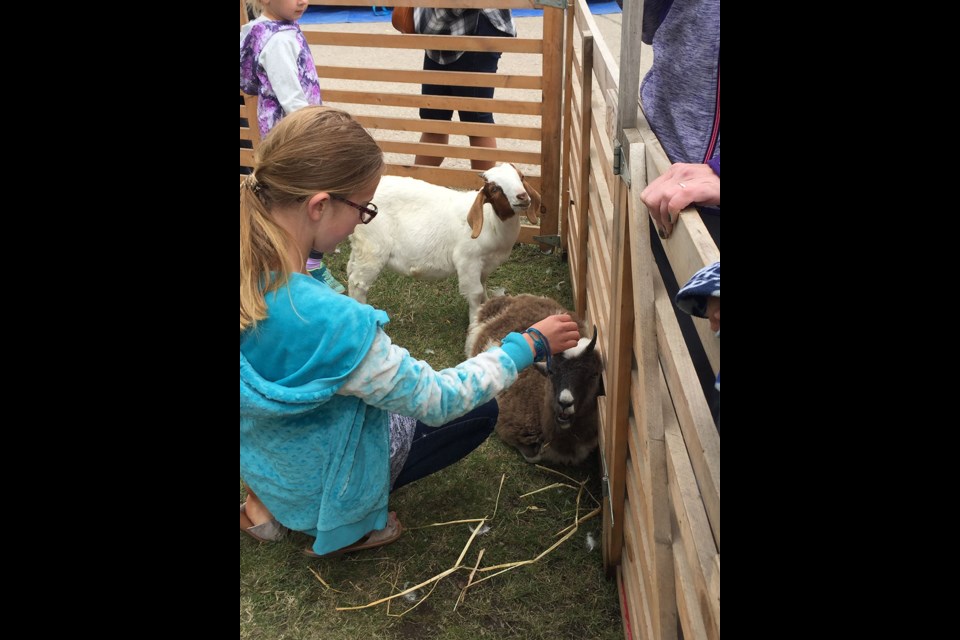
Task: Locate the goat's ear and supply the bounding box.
[586,325,598,352]
[468,188,486,239]
[522,178,541,224]
[534,362,550,376]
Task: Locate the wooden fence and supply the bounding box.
[297,0,563,244]
[241,3,720,637]
[560,1,720,638]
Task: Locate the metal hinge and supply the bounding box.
[599,446,614,527]
[613,140,630,186]
[532,234,561,248]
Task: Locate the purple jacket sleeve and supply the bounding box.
[707,155,720,177]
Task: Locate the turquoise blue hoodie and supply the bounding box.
[240,274,532,555]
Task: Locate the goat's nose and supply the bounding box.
[558,389,574,407]
[516,192,529,202]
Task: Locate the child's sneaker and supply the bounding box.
[318,264,346,293]
[307,250,346,293]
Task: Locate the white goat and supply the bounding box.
[466,294,603,466]
[347,164,541,320]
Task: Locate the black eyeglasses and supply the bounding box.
[331,194,378,224]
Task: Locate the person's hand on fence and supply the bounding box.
[640,162,720,239]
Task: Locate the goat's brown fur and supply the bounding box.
[466,294,602,466]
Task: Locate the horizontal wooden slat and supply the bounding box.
[625,451,653,606]
[323,89,542,115]
[240,149,254,165]
[585,276,604,344]
[573,0,619,102]
[316,65,542,90]
[628,383,648,490]
[616,568,641,640]
[627,460,672,640]
[634,110,720,375]
[377,140,540,165]
[569,115,582,161]
[570,93,582,134]
[589,159,614,239]
[590,105,616,199]
[587,223,610,307]
[653,271,720,548]
[587,186,611,294]
[709,555,720,634]
[566,201,581,246]
[673,534,710,640]
[585,396,610,456]
[566,245,581,298]
[355,114,541,140]
[621,517,655,640]
[572,42,584,87]
[383,164,541,193]
[653,211,720,375]
[568,155,583,204]
[305,31,543,54]
[514,224,542,245]
[665,414,720,640]
[585,257,609,331]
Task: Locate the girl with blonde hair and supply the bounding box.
[239,106,581,557]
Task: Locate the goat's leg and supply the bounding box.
[456,264,487,322]
[346,244,386,304]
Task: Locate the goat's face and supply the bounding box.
[468,165,542,238]
[535,327,603,429]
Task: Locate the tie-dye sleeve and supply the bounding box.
[337,328,532,426]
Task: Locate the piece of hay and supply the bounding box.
[308,567,342,592]
[454,548,486,611]
[336,517,489,611]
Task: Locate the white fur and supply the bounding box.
[563,337,593,359]
[347,164,540,320]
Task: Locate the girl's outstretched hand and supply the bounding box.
[528,314,582,355]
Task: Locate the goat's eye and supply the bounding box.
[490,186,501,193]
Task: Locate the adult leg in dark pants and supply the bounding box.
[415,13,505,170]
[392,399,499,490]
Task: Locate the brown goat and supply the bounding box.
[465,294,603,465]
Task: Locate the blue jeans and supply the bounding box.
[391,399,498,490]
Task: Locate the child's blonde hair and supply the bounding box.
[239,106,384,332]
[245,0,263,18]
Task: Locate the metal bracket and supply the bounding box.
[535,0,568,8]
[613,140,630,187]
[599,446,614,527]
[532,234,561,248]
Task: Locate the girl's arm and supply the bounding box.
[338,329,533,426]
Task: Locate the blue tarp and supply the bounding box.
[298,3,622,25]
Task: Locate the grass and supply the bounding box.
[241,243,622,640]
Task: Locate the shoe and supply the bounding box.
[308,262,346,294]
[304,511,402,558]
[319,267,346,294]
[240,502,288,542]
